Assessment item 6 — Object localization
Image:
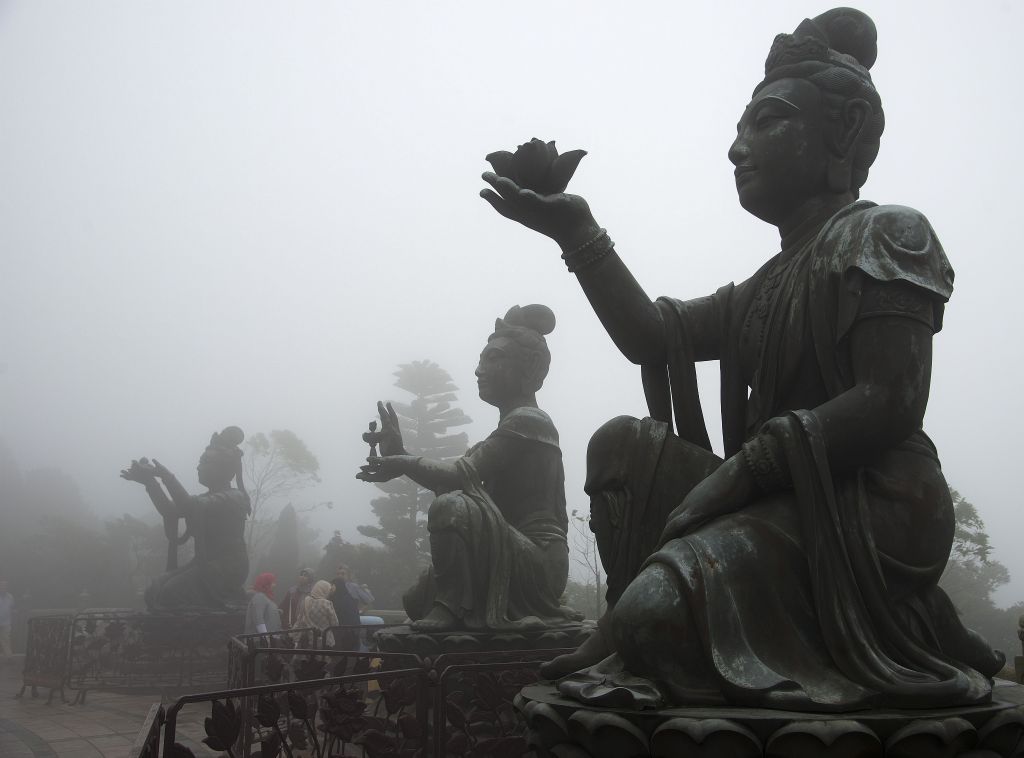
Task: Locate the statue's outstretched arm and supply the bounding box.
[121,458,177,515]
[480,173,666,365]
[152,459,192,511]
[357,454,460,494]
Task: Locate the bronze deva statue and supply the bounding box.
[357,305,583,632]
[121,427,251,611]
[481,9,1004,711]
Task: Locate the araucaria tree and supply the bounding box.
[358,361,471,573]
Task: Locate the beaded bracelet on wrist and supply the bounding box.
[561,229,615,273]
[741,432,791,493]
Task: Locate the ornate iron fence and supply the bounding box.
[208,639,571,757]
[162,664,429,757]
[65,609,244,699]
[15,613,73,704]
[21,610,583,756]
[432,653,561,758]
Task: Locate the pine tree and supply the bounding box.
[358,360,472,574]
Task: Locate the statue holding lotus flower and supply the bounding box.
[481,7,1004,712]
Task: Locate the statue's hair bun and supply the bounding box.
[813,7,877,69]
[503,304,556,336]
[220,426,245,448]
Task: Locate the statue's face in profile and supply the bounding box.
[729,77,829,225]
[475,339,522,407]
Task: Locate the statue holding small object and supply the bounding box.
[121,427,250,611]
[482,8,1004,711]
[358,305,582,632]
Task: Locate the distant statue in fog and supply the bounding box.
[358,305,582,632]
[121,426,250,611]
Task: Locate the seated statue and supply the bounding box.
[121,427,250,611]
[358,305,582,632]
[480,9,1003,711]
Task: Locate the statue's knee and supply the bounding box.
[427,493,469,532]
[610,563,683,650]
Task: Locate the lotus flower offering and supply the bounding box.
[485,138,587,195]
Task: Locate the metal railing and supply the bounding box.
[16,613,73,704]
[21,611,582,756]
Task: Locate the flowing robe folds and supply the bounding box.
[565,201,1003,711]
[405,407,582,629]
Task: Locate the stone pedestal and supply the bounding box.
[375,621,595,658]
[516,680,1024,757]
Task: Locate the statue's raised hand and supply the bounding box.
[120,457,158,485]
[480,173,602,252]
[362,401,407,457]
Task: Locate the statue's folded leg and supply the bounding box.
[411,493,475,632]
[542,416,720,679]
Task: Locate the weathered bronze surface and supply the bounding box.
[358,305,582,632]
[481,8,1003,712]
[121,427,250,611]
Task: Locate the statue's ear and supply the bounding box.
[520,352,543,393]
[828,98,872,192]
[838,98,872,157]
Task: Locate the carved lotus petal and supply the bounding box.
[485,151,517,182]
[978,706,1024,755]
[547,149,588,193]
[767,719,880,758]
[519,699,569,751]
[652,717,761,758]
[567,709,648,758]
[513,138,556,192]
[885,716,976,758]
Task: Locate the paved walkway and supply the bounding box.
[0,657,212,757]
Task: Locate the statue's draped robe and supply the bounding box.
[410,407,582,629]
[146,488,250,610]
[565,202,1002,711]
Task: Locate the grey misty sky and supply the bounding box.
[0,2,1020,601]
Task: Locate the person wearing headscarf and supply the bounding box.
[121,426,251,610]
[295,580,338,646]
[245,572,282,635]
[359,305,583,632]
[479,9,1002,711]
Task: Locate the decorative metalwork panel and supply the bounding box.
[67,609,244,693]
[434,652,564,758]
[18,613,73,702]
[163,666,429,758]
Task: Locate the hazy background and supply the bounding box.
[1,1,1020,602]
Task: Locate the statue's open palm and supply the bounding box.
[120,457,158,485]
[480,172,598,249]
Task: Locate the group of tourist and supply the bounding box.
[243,564,377,649]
